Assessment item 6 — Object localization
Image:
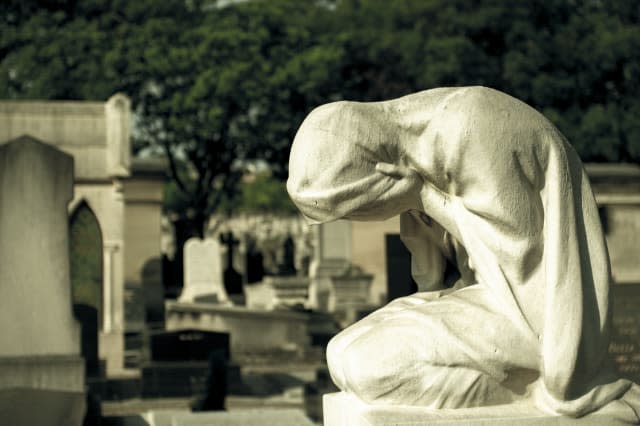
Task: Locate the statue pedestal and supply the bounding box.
[323,392,638,425]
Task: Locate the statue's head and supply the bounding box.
[287,101,422,224]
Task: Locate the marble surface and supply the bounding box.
[287,86,640,420]
[323,391,640,425]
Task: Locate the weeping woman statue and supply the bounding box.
[287,87,639,420]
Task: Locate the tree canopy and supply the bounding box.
[2,0,639,234]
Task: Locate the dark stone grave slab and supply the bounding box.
[142,329,234,400]
[609,283,640,383]
[149,329,229,362]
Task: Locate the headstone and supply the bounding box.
[328,266,374,326]
[149,329,230,362]
[0,136,85,426]
[179,237,229,304]
[308,221,353,311]
[319,220,351,260]
[141,329,232,400]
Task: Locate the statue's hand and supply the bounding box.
[375,162,418,181]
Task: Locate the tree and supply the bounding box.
[1,0,343,238]
[2,0,639,241]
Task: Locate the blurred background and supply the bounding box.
[1,1,639,425]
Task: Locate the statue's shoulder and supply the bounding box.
[398,86,533,113]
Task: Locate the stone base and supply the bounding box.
[0,388,85,426]
[0,355,84,392]
[0,355,86,426]
[323,392,640,425]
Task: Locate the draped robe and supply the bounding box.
[286,86,639,418]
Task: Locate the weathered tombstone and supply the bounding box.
[328,265,374,327]
[0,136,85,425]
[179,237,229,304]
[308,221,352,311]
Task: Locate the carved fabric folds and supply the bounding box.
[287,86,639,418]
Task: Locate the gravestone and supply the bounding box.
[141,329,232,400]
[0,136,85,426]
[179,237,229,304]
[328,265,374,327]
[309,221,352,311]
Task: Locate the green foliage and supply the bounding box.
[235,172,298,215]
[2,0,640,233]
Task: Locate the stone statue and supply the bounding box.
[287,87,640,421]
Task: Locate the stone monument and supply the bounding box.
[179,237,230,304]
[287,87,640,424]
[0,136,85,425]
